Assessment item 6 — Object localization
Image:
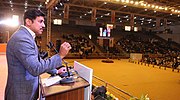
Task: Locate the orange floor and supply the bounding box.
[0,44,6,53]
[1,55,180,100]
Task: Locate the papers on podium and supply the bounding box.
[41,76,62,87]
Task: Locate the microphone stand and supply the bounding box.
[47,42,74,84]
[62,59,71,77]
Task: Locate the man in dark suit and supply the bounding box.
[5,9,71,100]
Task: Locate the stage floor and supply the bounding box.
[1,55,180,100]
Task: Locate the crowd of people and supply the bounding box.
[116,34,179,68]
[59,32,179,69]
[62,34,96,58]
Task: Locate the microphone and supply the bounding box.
[47,42,58,53]
[59,60,74,84]
[47,42,74,84]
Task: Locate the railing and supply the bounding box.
[93,75,138,100]
[130,59,180,73]
[66,52,129,59]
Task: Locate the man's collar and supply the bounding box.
[21,25,36,40]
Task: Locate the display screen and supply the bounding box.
[99,24,113,37]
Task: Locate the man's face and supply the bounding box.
[27,16,45,35]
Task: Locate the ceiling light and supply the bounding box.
[59,3,63,6]
[164,7,168,10]
[121,0,125,3]
[0,15,19,27]
[130,1,134,4]
[151,5,155,8]
[134,2,139,5]
[159,6,163,10]
[105,13,110,16]
[155,6,159,9]
[55,6,58,10]
[39,4,42,7]
[111,0,179,15]
[88,11,92,14]
[24,1,28,6]
[125,0,129,3]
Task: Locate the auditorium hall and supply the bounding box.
[0,0,180,100]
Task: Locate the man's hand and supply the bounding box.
[59,42,71,59]
[57,67,67,74]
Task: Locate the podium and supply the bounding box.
[40,77,89,100]
[40,61,93,100]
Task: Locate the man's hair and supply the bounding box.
[23,9,45,25]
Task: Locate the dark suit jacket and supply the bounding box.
[5,26,62,100]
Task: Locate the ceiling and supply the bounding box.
[0,0,180,27]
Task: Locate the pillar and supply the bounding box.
[130,14,134,31]
[91,8,96,22]
[47,9,51,56]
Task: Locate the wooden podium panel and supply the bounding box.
[45,88,84,100]
[40,77,89,100]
